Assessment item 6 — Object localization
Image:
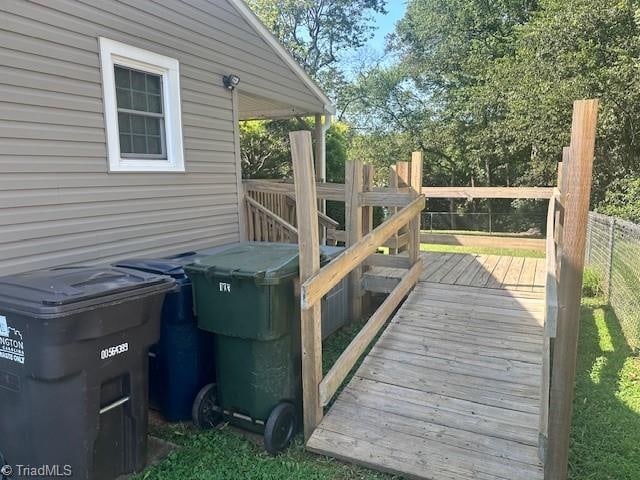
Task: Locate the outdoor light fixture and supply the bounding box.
[223,74,241,90]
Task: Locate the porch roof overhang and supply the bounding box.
[238,90,333,121]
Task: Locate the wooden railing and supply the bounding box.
[289,131,425,440]
[244,183,341,245]
[245,196,298,243]
[539,188,561,461]
[244,101,597,480]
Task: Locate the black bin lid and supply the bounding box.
[114,252,201,280]
[0,266,174,316]
[113,244,237,280]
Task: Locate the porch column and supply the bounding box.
[314,113,327,244]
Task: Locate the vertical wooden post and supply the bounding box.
[362,165,375,234]
[408,152,423,264]
[345,160,364,322]
[396,161,410,253]
[290,131,323,440]
[314,114,326,244]
[388,165,399,255]
[546,99,599,479]
[362,164,374,312]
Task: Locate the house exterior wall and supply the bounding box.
[0,0,325,275]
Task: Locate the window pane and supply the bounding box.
[148,94,162,113]
[132,91,148,111]
[146,74,161,94]
[131,115,146,134]
[132,135,147,154]
[147,136,162,154]
[145,116,160,135]
[116,88,131,109]
[131,70,146,92]
[114,66,130,88]
[119,133,132,153]
[118,113,131,133]
[113,66,166,158]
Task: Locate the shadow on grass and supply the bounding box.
[570,298,640,479]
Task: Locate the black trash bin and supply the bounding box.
[113,245,234,422]
[0,266,174,480]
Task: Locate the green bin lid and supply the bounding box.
[185,243,322,285]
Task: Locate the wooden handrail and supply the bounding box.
[421,186,555,199]
[243,179,345,201]
[301,195,425,309]
[319,259,423,405]
[317,210,339,229]
[539,192,561,461]
[545,195,559,337]
[245,196,298,243]
[359,190,415,207]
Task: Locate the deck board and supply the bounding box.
[308,254,546,480]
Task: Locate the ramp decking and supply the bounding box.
[307,253,546,480]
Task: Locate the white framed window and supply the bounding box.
[99,38,184,172]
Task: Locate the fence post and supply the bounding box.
[362,164,375,312]
[346,160,364,322]
[396,161,410,253]
[388,165,399,255]
[290,131,323,440]
[409,152,424,264]
[606,217,616,301]
[546,99,599,480]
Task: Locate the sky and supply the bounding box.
[369,0,408,53]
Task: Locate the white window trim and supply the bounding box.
[99,37,185,172]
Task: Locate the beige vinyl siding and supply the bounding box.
[0,0,323,275]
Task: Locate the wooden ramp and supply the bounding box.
[308,254,546,480]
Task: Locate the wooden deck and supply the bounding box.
[307,252,546,480]
[363,252,545,294]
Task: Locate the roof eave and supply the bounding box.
[227,0,336,116]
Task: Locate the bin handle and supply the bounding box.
[99,396,130,415]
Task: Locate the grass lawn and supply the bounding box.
[569,296,640,479]
[135,244,640,480]
[135,316,394,480]
[419,242,544,258]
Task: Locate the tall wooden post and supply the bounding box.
[546,99,599,479]
[346,160,364,322]
[290,131,323,440]
[314,114,327,244]
[362,164,375,312]
[408,152,423,264]
[388,165,400,255]
[396,161,410,253]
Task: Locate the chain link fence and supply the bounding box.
[421,212,547,236]
[586,212,640,349]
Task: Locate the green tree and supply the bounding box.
[247,0,386,93]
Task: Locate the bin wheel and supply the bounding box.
[192,383,222,429]
[264,402,296,455]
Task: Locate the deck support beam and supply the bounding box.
[546,99,599,479]
[290,131,323,440]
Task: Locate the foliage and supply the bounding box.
[247,0,386,99]
[583,266,605,298]
[239,121,291,179]
[596,177,640,224]
[346,0,640,226]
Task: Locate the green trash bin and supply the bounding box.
[185,243,321,454]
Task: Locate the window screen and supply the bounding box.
[114,66,166,158]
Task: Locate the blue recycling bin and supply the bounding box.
[114,246,233,422]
